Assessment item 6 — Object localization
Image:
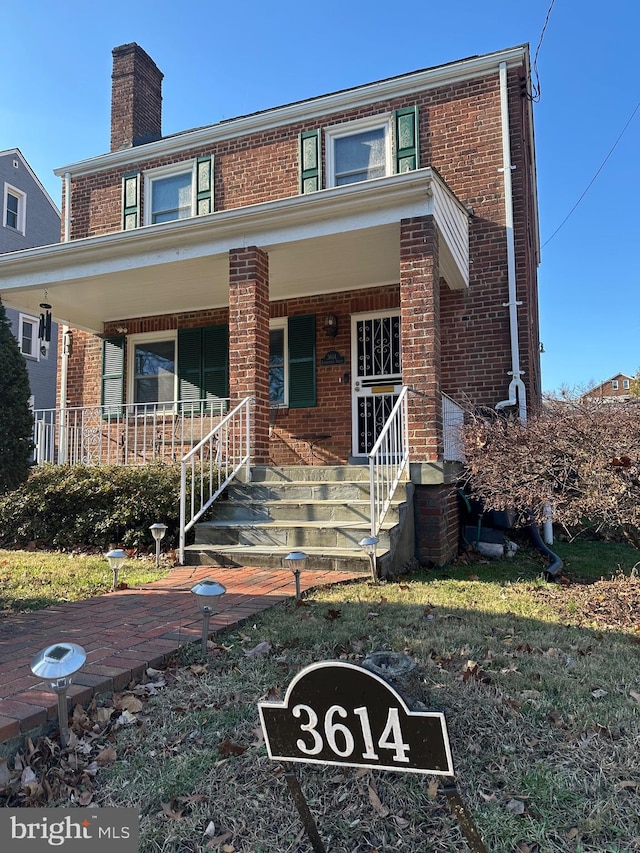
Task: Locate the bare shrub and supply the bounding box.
[461,396,640,547]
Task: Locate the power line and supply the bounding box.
[541,100,640,248]
[529,0,556,102]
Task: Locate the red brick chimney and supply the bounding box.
[111,43,163,152]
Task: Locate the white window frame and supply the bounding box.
[18,313,39,360]
[611,379,619,390]
[127,330,178,408]
[143,161,197,226]
[269,318,288,408]
[3,182,26,234]
[325,113,392,189]
[623,379,630,390]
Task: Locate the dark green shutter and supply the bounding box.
[202,324,228,401]
[196,156,214,215]
[393,106,419,174]
[177,328,202,404]
[288,315,316,408]
[178,325,228,410]
[299,130,321,194]
[122,173,140,230]
[101,336,125,416]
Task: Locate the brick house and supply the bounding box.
[582,373,634,402]
[0,43,541,570]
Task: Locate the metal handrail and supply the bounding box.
[178,397,252,564]
[368,386,409,537]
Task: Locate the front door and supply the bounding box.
[351,311,402,457]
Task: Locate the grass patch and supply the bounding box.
[1,542,639,851]
[0,549,170,611]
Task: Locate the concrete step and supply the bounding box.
[182,544,382,575]
[194,518,393,549]
[209,499,390,524]
[227,481,407,501]
[246,464,371,483]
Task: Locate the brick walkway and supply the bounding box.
[0,565,361,746]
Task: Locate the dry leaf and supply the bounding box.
[630,689,640,704]
[206,831,233,849]
[367,781,389,817]
[393,815,410,829]
[161,800,184,820]
[118,695,144,713]
[426,778,439,799]
[505,798,526,815]
[244,641,271,658]
[204,820,216,837]
[218,738,247,757]
[96,746,117,766]
[591,688,608,699]
[115,709,138,726]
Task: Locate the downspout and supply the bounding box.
[495,61,527,421]
[63,172,71,243]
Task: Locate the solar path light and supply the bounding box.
[30,642,86,747]
[191,580,226,656]
[285,551,308,601]
[105,548,127,591]
[149,522,168,567]
[359,536,380,583]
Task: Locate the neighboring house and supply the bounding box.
[582,373,634,402]
[0,43,542,567]
[1,149,61,410]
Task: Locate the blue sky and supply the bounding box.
[2,0,638,393]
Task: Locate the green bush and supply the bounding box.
[0,464,185,550]
[0,299,34,494]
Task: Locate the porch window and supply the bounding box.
[269,321,287,406]
[131,334,177,405]
[269,315,316,408]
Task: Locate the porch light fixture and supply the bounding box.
[105,548,127,591]
[30,642,87,747]
[285,551,308,601]
[359,536,380,584]
[149,523,168,567]
[323,313,338,337]
[191,579,226,656]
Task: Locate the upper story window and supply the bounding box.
[623,378,630,390]
[611,379,619,390]
[18,314,39,360]
[3,183,26,234]
[325,115,392,188]
[144,164,196,226]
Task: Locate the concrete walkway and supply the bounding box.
[0,564,361,747]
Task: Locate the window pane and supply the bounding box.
[269,328,285,405]
[151,173,192,223]
[21,320,33,355]
[134,340,175,403]
[6,193,19,229]
[335,128,386,185]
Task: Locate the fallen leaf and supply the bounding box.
[591,688,608,699]
[505,798,526,815]
[367,781,389,817]
[118,695,144,713]
[115,709,138,726]
[426,778,439,799]
[206,831,233,849]
[630,689,640,705]
[218,738,247,757]
[96,746,117,766]
[326,608,342,622]
[243,641,271,658]
[393,815,410,829]
[189,664,209,676]
[161,800,185,820]
[204,820,217,837]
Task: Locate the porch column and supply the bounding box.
[399,215,442,462]
[228,246,270,464]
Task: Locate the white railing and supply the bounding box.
[32,399,229,467]
[178,397,252,564]
[369,386,409,537]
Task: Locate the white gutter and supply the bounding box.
[495,61,527,420]
[63,172,71,242]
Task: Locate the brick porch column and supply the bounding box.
[400,215,442,462]
[228,246,270,464]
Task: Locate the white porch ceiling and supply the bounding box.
[0,170,469,333]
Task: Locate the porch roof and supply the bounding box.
[0,169,469,333]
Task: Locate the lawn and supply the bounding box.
[0,540,639,852]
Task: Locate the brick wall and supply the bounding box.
[111,44,163,152]
[413,484,459,566]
